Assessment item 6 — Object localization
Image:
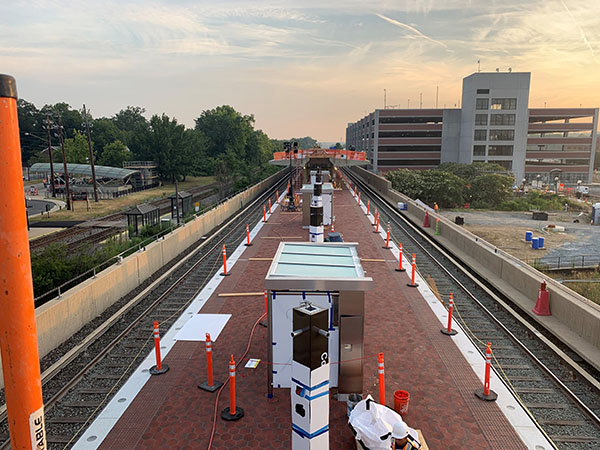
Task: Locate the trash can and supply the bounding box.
[538,236,545,248]
[455,216,464,225]
[525,231,533,242]
[532,237,539,250]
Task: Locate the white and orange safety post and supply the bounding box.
[276,190,279,203]
[373,212,380,233]
[441,293,458,336]
[396,243,406,272]
[198,333,223,392]
[372,207,378,226]
[383,222,391,249]
[221,244,230,276]
[357,192,361,206]
[407,253,419,287]
[475,342,497,401]
[150,320,169,375]
[354,185,357,197]
[366,199,370,216]
[378,352,386,405]
[263,205,267,223]
[221,355,244,420]
[268,198,272,214]
[244,223,252,247]
[330,221,335,233]
[0,74,47,449]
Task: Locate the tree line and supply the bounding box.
[18,101,312,190]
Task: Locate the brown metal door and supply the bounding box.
[338,315,363,393]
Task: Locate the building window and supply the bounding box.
[475,114,488,125]
[490,114,516,125]
[490,98,517,110]
[473,145,486,156]
[474,129,487,141]
[477,89,490,94]
[476,98,489,110]
[489,129,515,141]
[491,160,513,170]
[488,145,514,156]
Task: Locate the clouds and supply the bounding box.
[0,0,598,140]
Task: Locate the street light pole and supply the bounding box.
[44,114,56,197]
[82,104,99,202]
[57,113,72,210]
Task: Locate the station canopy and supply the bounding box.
[30,163,139,180]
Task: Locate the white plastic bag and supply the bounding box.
[348,395,403,449]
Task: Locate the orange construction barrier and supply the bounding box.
[407,254,419,287]
[0,74,47,450]
[475,342,497,401]
[423,210,431,228]
[150,320,169,375]
[244,223,252,247]
[198,333,223,392]
[378,352,386,405]
[221,245,230,276]
[396,243,406,272]
[383,222,391,249]
[441,293,458,335]
[532,281,551,316]
[221,355,244,420]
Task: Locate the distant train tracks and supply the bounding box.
[345,168,600,449]
[0,171,292,450]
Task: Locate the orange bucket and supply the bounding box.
[394,390,410,415]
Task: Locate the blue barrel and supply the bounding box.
[525,231,533,242]
[531,237,539,250]
[538,237,545,248]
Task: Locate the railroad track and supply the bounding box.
[345,168,600,450]
[0,171,292,450]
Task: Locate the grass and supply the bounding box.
[544,269,600,305]
[30,176,216,222]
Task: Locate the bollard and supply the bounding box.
[372,207,378,226]
[330,221,335,233]
[441,293,458,335]
[198,333,223,392]
[475,343,497,401]
[395,243,406,272]
[407,254,419,287]
[263,205,267,223]
[268,198,272,214]
[220,245,230,276]
[378,352,385,405]
[373,212,380,233]
[0,74,47,450]
[366,199,370,216]
[383,223,391,249]
[244,223,252,247]
[276,190,279,203]
[259,289,269,328]
[150,320,169,375]
[354,185,357,197]
[221,355,244,420]
[434,218,440,235]
[357,192,361,207]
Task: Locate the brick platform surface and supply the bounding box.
[99,184,527,449]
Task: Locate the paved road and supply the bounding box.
[25,199,56,216]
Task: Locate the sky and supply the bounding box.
[2,0,599,142]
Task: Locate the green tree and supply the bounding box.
[56,130,91,164]
[98,140,131,167]
[438,162,508,180]
[386,169,465,207]
[91,118,124,159]
[469,173,514,208]
[18,99,45,165]
[113,106,149,157]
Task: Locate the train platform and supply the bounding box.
[74,183,553,449]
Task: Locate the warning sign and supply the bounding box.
[29,405,47,450]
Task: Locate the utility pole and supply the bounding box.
[82,104,99,202]
[57,113,71,210]
[45,114,56,197]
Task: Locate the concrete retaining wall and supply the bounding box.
[0,170,284,389]
[350,166,600,368]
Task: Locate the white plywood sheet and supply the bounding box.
[174,314,231,342]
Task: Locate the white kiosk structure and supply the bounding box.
[265,242,373,449]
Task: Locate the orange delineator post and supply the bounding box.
[378,352,386,405]
[264,289,268,317]
[198,332,222,392]
[407,253,419,287]
[374,212,380,233]
[372,207,378,226]
[276,190,279,203]
[221,245,230,276]
[441,293,458,336]
[357,192,361,206]
[354,185,357,197]
[263,205,267,222]
[268,198,272,214]
[396,243,406,272]
[221,355,244,420]
[244,223,252,247]
[475,342,497,401]
[366,199,370,216]
[150,320,169,375]
[0,74,47,450]
[383,223,391,249]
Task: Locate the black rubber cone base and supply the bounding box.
[198,380,223,392]
[221,406,244,421]
[149,364,169,375]
[407,283,419,288]
[244,242,253,247]
[220,272,231,277]
[395,268,406,272]
[441,328,458,336]
[475,389,498,402]
[383,245,391,249]
[373,230,381,234]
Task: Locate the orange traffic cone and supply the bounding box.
[423,211,430,228]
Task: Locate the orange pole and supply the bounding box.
[263,205,267,222]
[206,333,214,387]
[246,224,251,245]
[153,321,162,371]
[366,200,370,216]
[483,343,492,396]
[268,198,272,214]
[407,253,418,287]
[0,74,47,450]
[229,355,236,413]
[397,243,405,271]
[378,352,385,405]
[447,293,454,333]
[375,213,380,233]
[357,192,361,206]
[264,289,268,317]
[276,190,279,203]
[385,223,390,248]
[372,207,378,226]
[354,185,357,197]
[222,245,228,275]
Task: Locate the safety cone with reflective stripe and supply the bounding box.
[396,243,406,272]
[383,223,391,249]
[407,253,419,287]
[198,333,223,392]
[150,321,169,375]
[475,343,498,401]
[221,355,245,420]
[220,245,230,276]
[244,224,252,247]
[441,293,458,336]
